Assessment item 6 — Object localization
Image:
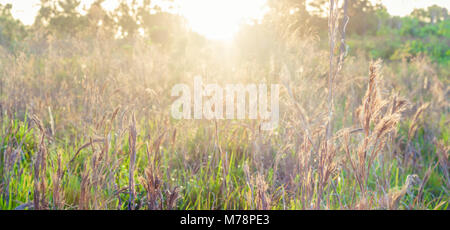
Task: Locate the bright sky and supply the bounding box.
[380,0,450,16]
[178,0,267,41]
[1,0,449,41]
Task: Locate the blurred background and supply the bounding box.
[0,0,448,64]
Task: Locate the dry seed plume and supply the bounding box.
[381,174,420,210]
[31,115,48,210]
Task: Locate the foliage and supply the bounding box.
[0,4,27,51]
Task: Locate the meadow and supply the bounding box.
[0,0,448,210]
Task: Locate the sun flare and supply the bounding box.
[178,0,268,41]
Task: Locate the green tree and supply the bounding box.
[114,0,139,38]
[35,0,89,37]
[137,0,186,45]
[85,0,115,37]
[306,0,383,35]
[264,0,311,35]
[0,4,27,51]
[412,5,448,24]
[427,5,448,24]
[345,0,378,35]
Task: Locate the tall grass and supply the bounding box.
[0,7,448,210]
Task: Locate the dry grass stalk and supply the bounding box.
[407,103,430,142]
[141,139,162,210]
[128,113,137,210]
[141,165,161,210]
[326,0,339,140]
[297,136,315,209]
[140,131,180,210]
[79,162,90,210]
[52,153,64,209]
[31,115,48,210]
[326,0,348,140]
[435,140,449,188]
[316,140,337,209]
[347,61,407,198]
[255,174,270,210]
[380,174,420,209]
[243,163,254,209]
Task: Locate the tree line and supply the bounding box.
[0,0,448,63]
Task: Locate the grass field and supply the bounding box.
[0,0,449,210]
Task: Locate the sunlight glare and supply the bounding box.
[178,0,268,41]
